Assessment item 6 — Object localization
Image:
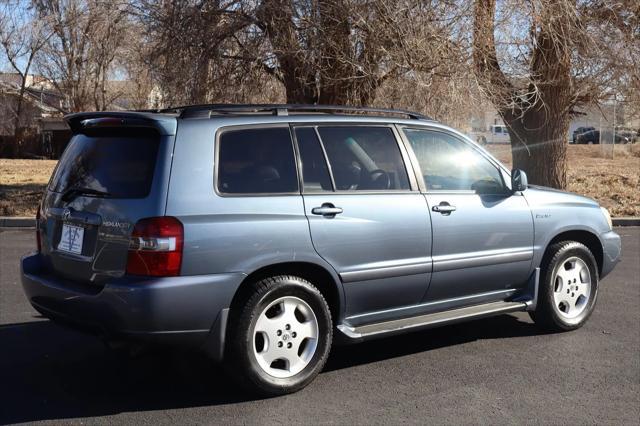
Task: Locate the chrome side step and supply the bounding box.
[337,300,528,339]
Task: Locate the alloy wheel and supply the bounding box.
[252,296,319,378]
[552,257,592,319]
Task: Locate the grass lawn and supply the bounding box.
[0,159,57,216]
[485,144,639,217]
[0,145,638,217]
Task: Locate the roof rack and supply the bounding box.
[146,104,432,121]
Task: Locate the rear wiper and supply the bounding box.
[61,186,111,202]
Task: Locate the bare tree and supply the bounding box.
[134,0,268,106]
[133,0,467,109]
[255,0,464,105]
[118,23,155,110]
[33,0,130,112]
[473,0,638,188]
[375,2,476,126]
[0,1,50,136]
[88,1,129,110]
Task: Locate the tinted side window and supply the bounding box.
[217,127,298,194]
[403,129,506,193]
[49,132,159,198]
[317,126,410,191]
[294,127,333,192]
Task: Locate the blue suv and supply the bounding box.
[21,104,621,395]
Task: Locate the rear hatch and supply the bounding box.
[37,113,177,286]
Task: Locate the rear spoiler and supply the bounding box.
[64,111,177,136]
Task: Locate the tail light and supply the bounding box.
[126,217,183,277]
[35,207,42,253]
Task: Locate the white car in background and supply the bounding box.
[471,124,511,145]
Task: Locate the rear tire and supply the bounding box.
[226,275,333,396]
[530,241,599,332]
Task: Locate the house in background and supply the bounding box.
[0,72,54,90]
[0,76,71,158]
[0,79,64,134]
[0,73,154,158]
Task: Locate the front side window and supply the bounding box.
[316,126,410,191]
[403,129,506,194]
[217,127,298,194]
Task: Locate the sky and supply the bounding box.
[0,0,37,73]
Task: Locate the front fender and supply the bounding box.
[524,186,612,272]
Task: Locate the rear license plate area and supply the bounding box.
[58,223,85,254]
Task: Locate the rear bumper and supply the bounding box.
[21,253,244,356]
[600,230,622,279]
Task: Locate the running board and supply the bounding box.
[337,300,528,340]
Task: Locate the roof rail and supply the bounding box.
[148,104,432,121]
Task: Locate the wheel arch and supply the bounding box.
[543,230,604,275]
[228,261,344,325]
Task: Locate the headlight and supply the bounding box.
[601,207,613,230]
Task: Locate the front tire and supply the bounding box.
[226,275,333,396]
[530,241,599,332]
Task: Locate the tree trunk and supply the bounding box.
[503,106,568,188]
[260,0,380,107]
[473,0,574,189]
[13,85,25,138]
[12,55,35,139]
[282,65,317,104]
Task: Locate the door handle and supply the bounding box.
[312,203,343,217]
[432,202,456,215]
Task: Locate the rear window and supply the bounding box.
[217,127,298,194]
[317,126,410,191]
[49,133,160,198]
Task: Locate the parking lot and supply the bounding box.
[1,227,638,425]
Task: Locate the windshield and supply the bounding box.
[49,132,160,199]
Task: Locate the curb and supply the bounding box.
[1,216,639,228]
[0,217,36,228]
[612,217,640,227]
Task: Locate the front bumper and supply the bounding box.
[600,230,622,279]
[21,253,244,355]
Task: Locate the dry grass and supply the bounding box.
[0,144,638,217]
[0,159,57,216]
[486,144,640,217]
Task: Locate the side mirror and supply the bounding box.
[511,169,528,192]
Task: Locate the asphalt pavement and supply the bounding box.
[1,228,638,425]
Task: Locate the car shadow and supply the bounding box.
[325,313,544,371]
[0,313,544,424]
